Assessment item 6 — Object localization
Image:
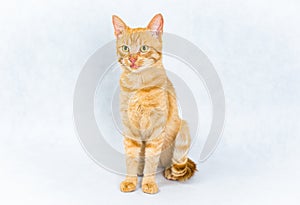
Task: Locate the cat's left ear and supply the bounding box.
[147,14,164,37]
[112,15,127,37]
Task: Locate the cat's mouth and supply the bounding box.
[130,63,139,69]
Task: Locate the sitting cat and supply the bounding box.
[112,13,197,194]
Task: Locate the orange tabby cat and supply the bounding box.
[112,14,197,194]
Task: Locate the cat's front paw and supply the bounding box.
[142,182,159,194]
[120,180,137,192]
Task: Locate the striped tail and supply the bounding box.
[164,158,197,181]
[163,120,197,181]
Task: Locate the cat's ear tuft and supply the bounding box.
[147,13,164,36]
[112,15,127,37]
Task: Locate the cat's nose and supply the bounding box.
[129,56,137,63]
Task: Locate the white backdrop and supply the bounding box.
[1,0,300,204]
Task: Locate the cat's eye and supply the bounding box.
[122,45,129,52]
[140,45,149,53]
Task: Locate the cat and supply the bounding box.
[112,13,197,194]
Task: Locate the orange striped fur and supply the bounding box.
[112,14,197,194]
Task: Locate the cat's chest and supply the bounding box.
[120,88,168,120]
[128,88,166,108]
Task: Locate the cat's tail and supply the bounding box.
[164,158,197,181]
[164,120,197,181]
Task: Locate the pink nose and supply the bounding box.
[129,57,137,63]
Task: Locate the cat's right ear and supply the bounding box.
[112,15,127,37]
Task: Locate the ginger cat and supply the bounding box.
[112,14,197,194]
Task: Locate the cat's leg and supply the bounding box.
[120,137,142,192]
[142,133,164,194]
[137,141,146,176]
[136,141,145,176]
[164,120,197,181]
[158,142,174,168]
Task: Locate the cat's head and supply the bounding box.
[112,14,164,72]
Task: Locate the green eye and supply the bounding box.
[140,45,149,53]
[122,45,129,52]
